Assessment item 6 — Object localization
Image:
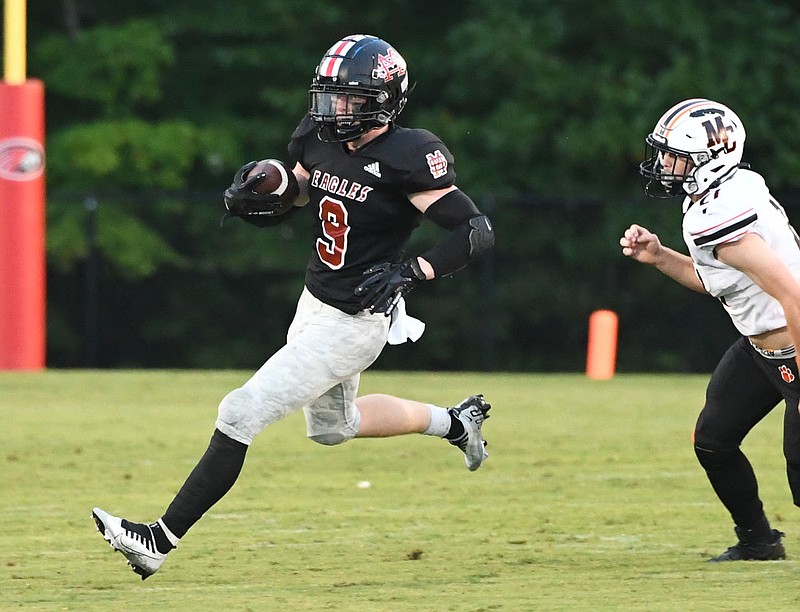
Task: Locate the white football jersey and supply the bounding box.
[682,169,800,337]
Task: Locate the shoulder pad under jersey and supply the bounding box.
[684,174,760,248]
[368,126,457,192]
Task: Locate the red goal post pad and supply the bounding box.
[0,79,46,369]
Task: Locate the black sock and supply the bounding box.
[161,429,248,539]
[147,521,175,554]
[119,519,174,555]
[444,409,465,441]
[738,514,773,542]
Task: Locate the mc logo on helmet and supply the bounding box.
[702,117,736,153]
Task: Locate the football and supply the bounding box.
[248,158,300,202]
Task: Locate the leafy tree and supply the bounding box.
[18,0,800,370]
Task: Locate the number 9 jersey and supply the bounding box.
[288,114,457,314]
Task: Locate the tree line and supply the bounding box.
[22,0,800,371]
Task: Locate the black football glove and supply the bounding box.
[354,259,427,316]
[222,160,292,219]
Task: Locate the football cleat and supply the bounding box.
[708,527,786,562]
[92,507,167,579]
[448,394,491,471]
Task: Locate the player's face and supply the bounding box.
[311,92,367,118]
[659,150,693,177]
[334,94,367,116]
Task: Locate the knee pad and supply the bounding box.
[308,431,353,446]
[305,401,361,446]
[215,386,259,445]
[694,442,740,472]
[693,423,728,470]
[694,444,721,470]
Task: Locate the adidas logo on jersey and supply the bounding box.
[363,162,381,178]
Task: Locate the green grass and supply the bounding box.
[2,371,799,611]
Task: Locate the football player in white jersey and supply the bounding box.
[620,98,800,561]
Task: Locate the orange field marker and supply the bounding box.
[586,310,618,379]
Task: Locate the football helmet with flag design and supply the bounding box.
[309,34,410,143]
[640,98,746,198]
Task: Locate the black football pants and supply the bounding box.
[693,336,800,530]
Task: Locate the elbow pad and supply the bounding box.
[421,214,495,277]
[466,214,495,257]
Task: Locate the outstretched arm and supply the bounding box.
[620,223,707,293]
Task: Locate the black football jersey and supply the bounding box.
[288,115,457,314]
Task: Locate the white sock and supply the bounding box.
[158,518,181,547]
[423,404,451,437]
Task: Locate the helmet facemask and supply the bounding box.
[309,84,402,143]
[640,136,702,198]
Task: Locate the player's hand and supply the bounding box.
[620,224,662,265]
[355,259,427,316]
[223,161,281,217]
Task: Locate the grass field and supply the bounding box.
[2,370,799,611]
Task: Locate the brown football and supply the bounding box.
[248,158,299,202]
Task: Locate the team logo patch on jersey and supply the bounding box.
[426,149,448,179]
[779,364,795,384]
[363,162,381,178]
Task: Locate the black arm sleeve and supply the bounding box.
[423,188,480,229]
[420,190,495,277]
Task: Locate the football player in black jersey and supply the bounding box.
[92,34,495,580]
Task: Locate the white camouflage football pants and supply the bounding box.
[215,287,390,446]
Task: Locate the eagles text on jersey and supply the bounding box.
[288,115,457,314]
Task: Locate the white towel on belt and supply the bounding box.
[387,298,426,345]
